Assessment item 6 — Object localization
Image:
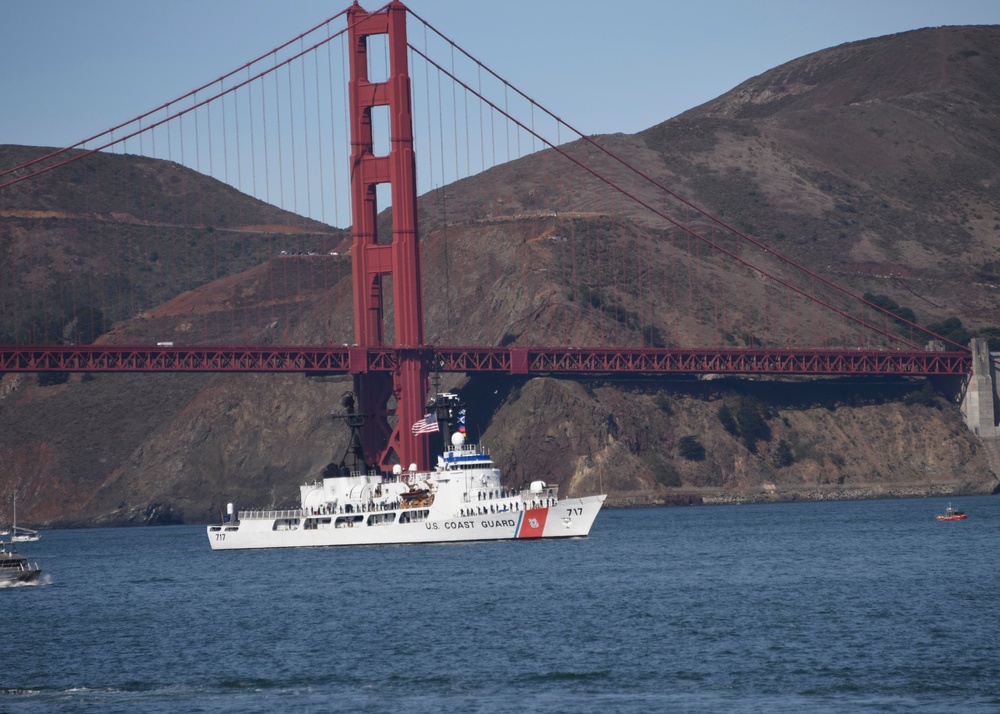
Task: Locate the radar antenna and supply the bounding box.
[326,391,369,477]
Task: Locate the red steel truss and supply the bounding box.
[0,345,972,376]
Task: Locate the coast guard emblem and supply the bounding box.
[517,508,548,538]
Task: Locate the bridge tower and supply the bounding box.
[347,1,429,471]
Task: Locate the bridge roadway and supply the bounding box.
[0,345,972,376]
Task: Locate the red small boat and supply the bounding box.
[936,504,967,521]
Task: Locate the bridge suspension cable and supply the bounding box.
[404,6,968,354]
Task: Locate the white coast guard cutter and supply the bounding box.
[208,393,605,550]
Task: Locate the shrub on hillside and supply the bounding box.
[717,404,738,435]
[774,439,794,467]
[677,435,705,461]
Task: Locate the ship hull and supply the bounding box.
[0,569,40,584]
[207,495,605,550]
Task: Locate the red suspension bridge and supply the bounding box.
[0,2,972,471]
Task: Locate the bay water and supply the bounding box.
[2,495,998,713]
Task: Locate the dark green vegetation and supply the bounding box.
[863,292,1000,349]
[677,435,706,461]
[717,396,772,453]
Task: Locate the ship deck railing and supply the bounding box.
[238,508,303,520]
[520,486,560,501]
[0,559,40,572]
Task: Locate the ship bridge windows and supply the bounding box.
[367,512,397,527]
[398,509,429,524]
[447,462,491,471]
[303,517,332,530]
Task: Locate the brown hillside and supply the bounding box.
[642,25,1000,330]
[0,145,347,341]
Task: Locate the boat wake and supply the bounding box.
[0,573,51,589]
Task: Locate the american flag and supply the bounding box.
[411,413,439,435]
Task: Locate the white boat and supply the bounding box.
[8,493,40,543]
[10,529,39,543]
[0,542,41,584]
[208,393,605,550]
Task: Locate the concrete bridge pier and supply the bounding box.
[961,337,999,437]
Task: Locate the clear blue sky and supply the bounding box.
[2,0,998,149]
